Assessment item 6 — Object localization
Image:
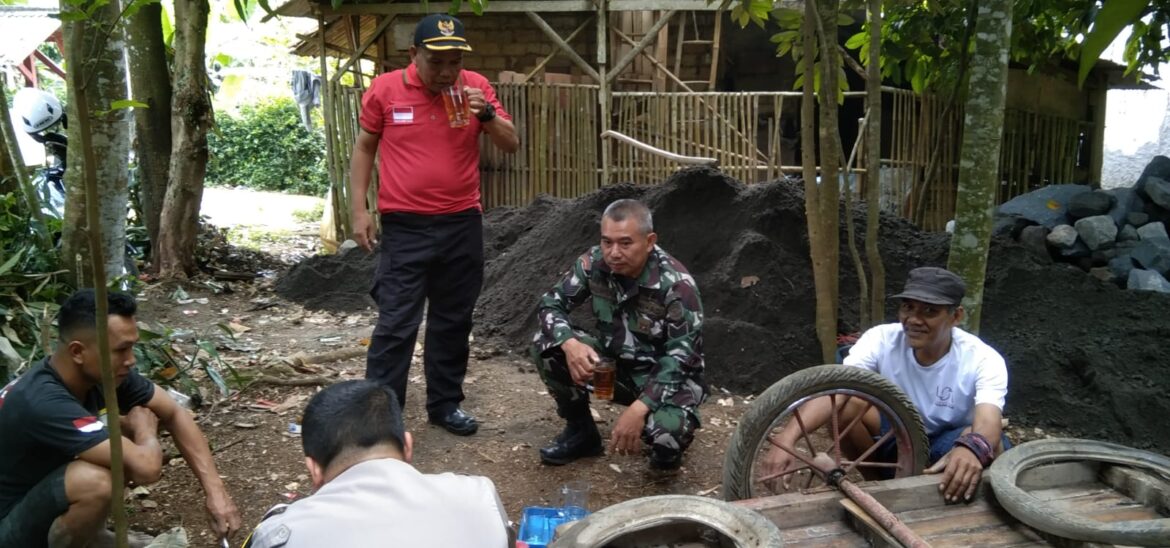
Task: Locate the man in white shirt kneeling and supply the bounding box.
[762,267,1010,504]
[244,380,511,547]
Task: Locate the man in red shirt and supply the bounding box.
[349,14,518,436]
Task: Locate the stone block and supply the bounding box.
[1127,268,1170,293]
[1091,248,1118,266]
[1090,266,1115,283]
[992,215,1028,238]
[1136,155,1170,199]
[1046,224,1078,248]
[1138,221,1169,241]
[1074,215,1118,250]
[1131,239,1170,274]
[1127,212,1150,227]
[997,184,1090,228]
[1018,225,1052,264]
[1106,188,1145,227]
[1068,190,1116,219]
[1145,176,1170,210]
[1119,224,1140,242]
[1109,254,1135,281]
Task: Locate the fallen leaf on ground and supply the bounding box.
[234,422,257,429]
[740,275,760,288]
[717,397,734,407]
[609,464,623,474]
[227,321,251,334]
[140,500,159,509]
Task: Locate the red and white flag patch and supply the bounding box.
[73,416,104,433]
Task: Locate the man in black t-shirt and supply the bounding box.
[0,289,242,547]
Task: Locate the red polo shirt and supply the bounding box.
[358,64,511,215]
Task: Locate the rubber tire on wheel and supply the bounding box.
[722,364,930,501]
[989,438,1170,546]
[550,495,784,547]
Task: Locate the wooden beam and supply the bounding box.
[331,14,396,84]
[328,0,722,15]
[597,0,611,185]
[525,16,595,82]
[33,50,66,79]
[526,11,601,83]
[606,10,675,84]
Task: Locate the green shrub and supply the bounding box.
[207,97,328,195]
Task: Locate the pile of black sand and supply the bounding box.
[281,167,1170,452]
[275,246,377,312]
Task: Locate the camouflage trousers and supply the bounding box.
[531,333,703,456]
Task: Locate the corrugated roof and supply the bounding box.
[0,7,61,66]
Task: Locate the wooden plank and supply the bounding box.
[736,474,959,529]
[778,519,868,547]
[329,0,725,15]
[840,498,901,548]
[1017,461,1101,490]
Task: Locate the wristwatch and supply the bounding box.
[476,102,496,123]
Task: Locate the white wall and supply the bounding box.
[1101,87,1170,189]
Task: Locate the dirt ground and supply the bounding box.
[127,168,1170,545]
[128,282,752,547]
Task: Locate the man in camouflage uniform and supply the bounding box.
[533,199,706,470]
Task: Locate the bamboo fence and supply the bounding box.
[322,82,1092,236]
[480,82,601,207]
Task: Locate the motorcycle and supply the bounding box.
[13,87,141,278]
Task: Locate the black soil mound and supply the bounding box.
[477,167,1170,452]
[275,247,377,312]
[277,167,1170,452]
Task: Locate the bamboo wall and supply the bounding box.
[480,83,601,207]
[324,82,1092,234]
[884,88,1090,231]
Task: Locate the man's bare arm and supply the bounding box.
[482,117,519,153]
[77,410,163,485]
[148,386,242,536]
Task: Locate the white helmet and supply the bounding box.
[13,88,64,134]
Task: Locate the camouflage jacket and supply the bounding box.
[535,245,704,411]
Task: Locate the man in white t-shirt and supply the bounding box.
[761,267,1009,503]
[243,380,511,548]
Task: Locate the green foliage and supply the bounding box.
[206,97,327,195]
[1078,0,1154,85]
[133,319,245,398]
[291,201,325,223]
[758,6,850,103]
[0,192,70,377]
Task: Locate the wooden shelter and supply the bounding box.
[275,0,1151,234]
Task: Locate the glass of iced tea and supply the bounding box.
[441,85,471,128]
[592,358,616,401]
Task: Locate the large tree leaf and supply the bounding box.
[1078,0,1146,86]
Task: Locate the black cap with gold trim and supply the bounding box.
[413,14,472,52]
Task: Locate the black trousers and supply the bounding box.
[366,209,483,417]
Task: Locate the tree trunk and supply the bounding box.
[126,3,172,268]
[157,0,211,279]
[947,0,1013,333]
[0,110,16,194]
[61,1,131,286]
[801,0,837,363]
[864,0,886,326]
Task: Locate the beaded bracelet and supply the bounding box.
[954,432,994,468]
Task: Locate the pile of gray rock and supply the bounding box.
[995,156,1170,292]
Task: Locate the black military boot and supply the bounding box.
[540,400,603,465]
[648,445,682,471]
[540,418,603,465]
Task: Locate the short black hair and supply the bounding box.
[302,380,406,470]
[602,199,654,235]
[58,289,137,342]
